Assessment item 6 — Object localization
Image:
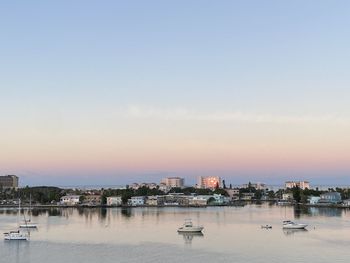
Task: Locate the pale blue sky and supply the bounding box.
[1,1,350,186]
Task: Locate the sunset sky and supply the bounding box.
[1,1,350,186]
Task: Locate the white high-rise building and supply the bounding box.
[161,177,184,188]
[197,176,222,189]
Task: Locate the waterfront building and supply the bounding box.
[197,176,222,189]
[282,193,294,201]
[309,196,321,205]
[146,195,165,206]
[241,193,255,200]
[342,199,350,206]
[212,194,226,205]
[0,175,19,189]
[319,192,342,204]
[188,196,209,206]
[60,195,81,206]
[226,189,240,201]
[285,181,310,190]
[161,177,184,188]
[83,194,102,205]
[106,196,123,206]
[164,194,190,206]
[128,196,146,206]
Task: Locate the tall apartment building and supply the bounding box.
[161,177,184,188]
[197,176,222,189]
[0,175,19,189]
[285,181,310,190]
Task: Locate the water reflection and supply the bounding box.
[121,208,132,218]
[178,232,204,245]
[283,228,308,236]
[3,240,30,263]
[307,207,343,217]
[293,205,344,218]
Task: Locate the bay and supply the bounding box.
[1,204,349,263]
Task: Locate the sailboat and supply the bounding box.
[4,199,30,241]
[19,195,37,229]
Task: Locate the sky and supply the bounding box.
[1,1,350,186]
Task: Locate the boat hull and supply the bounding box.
[4,233,29,241]
[282,224,307,229]
[19,225,37,229]
[178,226,203,233]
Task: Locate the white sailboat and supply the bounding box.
[19,195,37,229]
[4,199,30,241]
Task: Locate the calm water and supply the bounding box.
[1,204,349,263]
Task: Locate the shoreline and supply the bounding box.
[1,202,349,209]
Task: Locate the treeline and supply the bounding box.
[0,186,65,204]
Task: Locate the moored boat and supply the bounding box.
[4,230,29,241]
[177,219,203,233]
[282,220,307,229]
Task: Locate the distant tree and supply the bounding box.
[292,186,301,203]
[267,190,275,199]
[207,197,216,205]
[255,190,263,200]
[79,195,85,203]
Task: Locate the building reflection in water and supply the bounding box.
[178,232,204,245]
[294,205,343,218]
[121,208,132,218]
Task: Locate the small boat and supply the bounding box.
[20,194,38,229]
[4,198,30,241]
[19,220,37,229]
[4,230,29,241]
[177,219,204,233]
[282,220,307,229]
[261,225,272,229]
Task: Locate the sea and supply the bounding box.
[1,204,349,263]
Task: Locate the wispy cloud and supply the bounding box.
[126,105,350,124]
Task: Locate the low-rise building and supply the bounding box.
[164,194,191,206]
[60,195,81,206]
[146,195,165,206]
[319,192,342,204]
[342,199,350,206]
[225,189,240,201]
[241,193,255,200]
[83,195,101,205]
[188,196,208,206]
[128,196,146,206]
[309,196,321,205]
[106,196,123,206]
[282,193,294,201]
